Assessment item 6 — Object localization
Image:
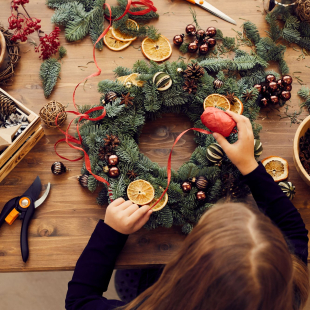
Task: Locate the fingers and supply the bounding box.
[124,203,139,216]
[212,132,231,152]
[109,197,125,208]
[225,111,252,139]
[132,206,153,231]
[129,205,152,224]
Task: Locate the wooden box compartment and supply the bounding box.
[0,88,44,182]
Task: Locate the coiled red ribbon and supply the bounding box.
[55,1,157,188]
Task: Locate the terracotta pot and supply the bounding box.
[0,31,7,68]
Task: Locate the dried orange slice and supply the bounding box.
[124,73,145,87]
[230,97,244,115]
[103,29,131,51]
[141,35,172,62]
[149,188,168,212]
[261,156,289,182]
[127,180,155,205]
[112,19,139,42]
[203,94,231,111]
[116,75,129,84]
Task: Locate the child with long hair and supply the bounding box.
[66,111,309,310]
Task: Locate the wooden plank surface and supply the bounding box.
[0,0,310,272]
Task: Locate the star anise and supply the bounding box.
[183,79,198,94]
[242,90,255,102]
[120,93,134,107]
[127,170,138,180]
[226,92,236,103]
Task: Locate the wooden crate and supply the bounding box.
[0,88,44,182]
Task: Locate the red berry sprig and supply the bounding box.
[35,27,61,60]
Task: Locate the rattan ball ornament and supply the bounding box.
[39,100,67,128]
[295,0,310,23]
[279,181,296,200]
[195,176,208,190]
[254,139,263,157]
[206,143,224,163]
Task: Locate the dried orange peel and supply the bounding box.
[111,19,139,42]
[127,180,155,205]
[141,35,172,62]
[230,97,244,115]
[103,29,131,51]
[203,94,231,111]
[149,188,168,212]
[261,156,289,182]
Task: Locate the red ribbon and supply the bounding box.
[54,1,157,188]
[150,128,212,210]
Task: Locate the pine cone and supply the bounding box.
[104,135,120,149]
[0,93,16,117]
[296,0,310,23]
[184,63,204,80]
[183,79,198,94]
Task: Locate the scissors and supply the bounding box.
[184,0,237,25]
[0,176,51,262]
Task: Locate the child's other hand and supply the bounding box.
[212,110,258,176]
[104,198,152,235]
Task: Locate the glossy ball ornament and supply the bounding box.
[253,84,262,93]
[108,154,119,166]
[277,79,284,89]
[186,24,196,35]
[196,191,206,201]
[279,181,295,200]
[188,41,199,53]
[78,174,89,188]
[281,91,291,101]
[206,143,224,163]
[207,38,216,48]
[103,166,109,173]
[196,29,206,40]
[213,79,224,89]
[261,97,269,106]
[177,68,183,74]
[265,74,276,83]
[199,43,209,55]
[270,95,279,104]
[282,75,293,85]
[268,81,278,92]
[108,167,120,178]
[284,84,292,91]
[105,91,117,103]
[206,26,217,37]
[51,162,67,175]
[195,176,208,190]
[173,34,184,46]
[182,181,192,193]
[261,85,268,94]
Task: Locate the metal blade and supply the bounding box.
[196,0,237,25]
[34,183,51,208]
[22,176,42,201]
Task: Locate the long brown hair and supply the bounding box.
[121,203,309,310]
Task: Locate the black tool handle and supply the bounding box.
[0,198,17,227]
[20,200,35,262]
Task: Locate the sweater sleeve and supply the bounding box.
[65,220,128,310]
[243,162,309,265]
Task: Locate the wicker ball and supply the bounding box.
[296,0,310,23]
[39,100,67,128]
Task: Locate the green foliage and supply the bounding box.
[58,46,67,60]
[39,58,61,98]
[243,21,260,45]
[298,86,310,112]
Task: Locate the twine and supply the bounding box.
[0,26,20,86]
[296,0,310,23]
[39,100,67,128]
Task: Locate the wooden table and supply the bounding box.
[0,0,310,272]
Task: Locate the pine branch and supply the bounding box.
[39,58,61,98]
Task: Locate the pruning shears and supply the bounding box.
[0,177,51,262]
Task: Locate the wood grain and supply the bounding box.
[0,0,310,272]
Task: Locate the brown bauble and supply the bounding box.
[186,24,196,35]
[270,95,279,104]
[188,41,199,53]
[108,167,120,178]
[105,91,117,103]
[265,74,276,83]
[195,176,208,190]
[268,81,278,92]
[207,38,216,48]
[78,174,89,188]
[196,29,206,40]
[51,162,67,175]
[206,26,217,37]
[261,97,268,106]
[281,91,291,101]
[277,79,284,89]
[182,181,192,193]
[108,154,119,166]
[284,84,292,91]
[196,191,206,201]
[199,43,209,55]
[173,34,184,46]
[282,75,293,85]
[253,84,262,93]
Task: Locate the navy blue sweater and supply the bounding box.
[65,163,308,309]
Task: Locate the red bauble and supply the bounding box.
[265,74,276,83]
[188,41,199,53]
[262,85,268,94]
[270,95,279,104]
[173,34,184,46]
[199,43,209,55]
[206,26,217,37]
[268,81,278,92]
[186,24,196,35]
[108,154,119,166]
[253,84,262,93]
[182,181,192,193]
[281,91,291,101]
[196,191,206,201]
[277,79,284,89]
[196,29,206,40]
[261,97,268,106]
[207,38,216,48]
[108,167,120,178]
[200,107,236,137]
[282,75,293,85]
[284,84,292,91]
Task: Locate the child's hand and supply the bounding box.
[104,198,152,235]
[212,110,258,176]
